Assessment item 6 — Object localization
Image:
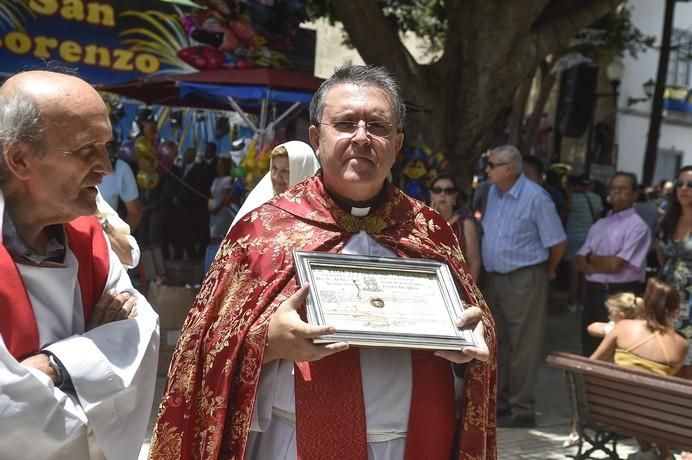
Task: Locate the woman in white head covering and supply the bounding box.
[227,140,320,233]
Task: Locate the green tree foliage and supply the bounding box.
[305,0,645,179]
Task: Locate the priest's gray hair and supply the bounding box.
[0,93,44,183]
[309,64,406,132]
[488,144,523,171]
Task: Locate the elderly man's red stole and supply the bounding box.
[0,216,109,359]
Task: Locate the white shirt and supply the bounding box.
[0,193,159,460]
[99,159,139,210]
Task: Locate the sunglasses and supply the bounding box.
[675,179,692,189]
[430,187,457,195]
[486,161,509,169]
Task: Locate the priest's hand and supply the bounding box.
[86,289,138,330]
[434,306,490,364]
[264,285,349,364]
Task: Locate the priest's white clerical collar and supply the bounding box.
[350,206,371,217]
[325,183,387,217]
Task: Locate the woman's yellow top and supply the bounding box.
[614,330,677,376]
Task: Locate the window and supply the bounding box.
[667,29,692,87]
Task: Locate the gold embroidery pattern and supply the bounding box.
[149,176,497,460]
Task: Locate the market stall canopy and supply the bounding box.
[98,67,324,142]
[98,68,322,110]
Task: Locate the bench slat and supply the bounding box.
[584,375,692,408]
[589,405,692,438]
[584,384,692,418]
[589,410,692,450]
[585,392,692,427]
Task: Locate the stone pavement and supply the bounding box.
[137,289,674,459]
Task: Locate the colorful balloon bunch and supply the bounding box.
[134,136,160,190]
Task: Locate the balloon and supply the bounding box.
[177,46,226,70]
[257,149,271,171]
[118,141,136,163]
[134,136,156,161]
[157,140,177,171]
[137,170,160,190]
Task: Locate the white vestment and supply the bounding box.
[0,192,159,460]
[244,231,462,460]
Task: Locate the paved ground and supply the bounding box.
[137,289,678,459]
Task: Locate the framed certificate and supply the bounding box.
[293,250,478,351]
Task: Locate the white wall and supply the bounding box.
[303,19,439,79]
[615,0,692,180]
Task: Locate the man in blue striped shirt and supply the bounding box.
[481,145,566,428]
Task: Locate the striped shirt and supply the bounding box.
[481,174,566,273]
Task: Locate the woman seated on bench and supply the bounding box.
[591,277,689,460]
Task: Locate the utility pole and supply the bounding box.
[642,0,675,186]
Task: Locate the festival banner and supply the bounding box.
[0,0,315,84]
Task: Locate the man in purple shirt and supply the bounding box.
[574,172,651,355]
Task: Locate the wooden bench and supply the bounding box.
[546,352,692,459]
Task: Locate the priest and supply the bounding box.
[150,65,497,460]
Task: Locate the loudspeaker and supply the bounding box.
[557,64,598,138]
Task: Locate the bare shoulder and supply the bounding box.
[671,332,690,357]
[613,319,646,344]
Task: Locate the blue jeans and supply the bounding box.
[204,242,221,274]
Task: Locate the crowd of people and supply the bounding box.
[1,64,690,460]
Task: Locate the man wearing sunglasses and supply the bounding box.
[481,144,566,428]
[574,172,651,356]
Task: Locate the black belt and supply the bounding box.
[586,280,643,292]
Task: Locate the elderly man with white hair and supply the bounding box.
[0,70,159,460]
[481,145,566,428]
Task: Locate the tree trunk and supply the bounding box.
[509,69,536,147]
[522,59,558,155]
[331,0,621,184]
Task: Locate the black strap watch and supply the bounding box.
[41,350,72,391]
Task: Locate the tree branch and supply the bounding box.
[332,0,423,86]
[533,0,621,57]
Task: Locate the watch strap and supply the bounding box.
[41,350,73,391]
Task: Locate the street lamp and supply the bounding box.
[606,58,624,96]
[586,59,625,175]
[628,78,656,106]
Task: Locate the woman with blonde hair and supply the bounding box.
[591,277,689,460]
[587,291,643,338]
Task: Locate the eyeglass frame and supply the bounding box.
[485,160,509,169]
[430,186,458,195]
[316,120,396,139]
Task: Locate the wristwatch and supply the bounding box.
[41,350,67,389]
